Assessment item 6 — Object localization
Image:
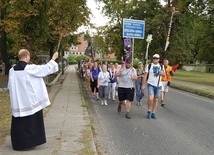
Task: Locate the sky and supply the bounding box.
[86,0,167,28]
[86,0,109,27]
[76,0,167,34]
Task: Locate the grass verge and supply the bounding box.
[171,70,214,99]
[76,70,97,155]
[173,70,214,86]
[171,83,214,99]
[76,126,96,155]
[0,92,11,145]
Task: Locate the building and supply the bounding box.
[105,53,116,59]
[64,35,87,58]
[64,35,116,60]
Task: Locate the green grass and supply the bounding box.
[0,92,11,145]
[0,75,8,87]
[82,102,90,109]
[76,126,95,155]
[173,70,214,86]
[172,83,214,99]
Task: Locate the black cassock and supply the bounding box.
[11,61,46,150]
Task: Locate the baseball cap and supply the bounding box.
[125,58,132,63]
[138,61,142,65]
[153,54,160,58]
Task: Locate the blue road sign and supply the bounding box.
[123,19,145,39]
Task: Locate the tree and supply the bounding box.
[0,0,91,74]
[97,0,168,61]
[47,0,90,56]
[169,0,214,64]
[97,0,214,64]
[92,27,109,59]
[0,0,11,74]
[96,0,135,60]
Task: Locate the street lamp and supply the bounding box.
[145,34,153,65]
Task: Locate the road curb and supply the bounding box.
[76,69,98,155]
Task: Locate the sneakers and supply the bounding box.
[136,101,142,106]
[104,100,108,106]
[147,111,157,119]
[96,97,99,101]
[112,97,115,101]
[101,101,104,106]
[151,113,157,119]
[125,113,131,119]
[161,100,165,107]
[147,111,151,119]
[117,104,121,113]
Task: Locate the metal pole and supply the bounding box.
[145,34,153,66]
[145,42,150,65]
[56,34,63,52]
[164,9,175,51]
[132,38,134,65]
[62,49,64,75]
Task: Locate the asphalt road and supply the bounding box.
[88,87,214,155]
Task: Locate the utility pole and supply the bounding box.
[164,0,183,52]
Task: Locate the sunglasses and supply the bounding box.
[153,57,159,60]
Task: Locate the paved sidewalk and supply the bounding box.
[0,65,97,155]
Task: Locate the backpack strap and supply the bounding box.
[157,64,164,87]
[146,63,151,81]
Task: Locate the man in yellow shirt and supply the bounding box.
[161,59,174,106]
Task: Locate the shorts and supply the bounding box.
[118,87,135,102]
[147,84,162,98]
[161,81,169,92]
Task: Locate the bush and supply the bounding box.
[67,55,90,64]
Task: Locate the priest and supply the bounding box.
[8,49,59,151]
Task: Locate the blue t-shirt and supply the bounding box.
[90,67,100,80]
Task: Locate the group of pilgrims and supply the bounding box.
[78,59,145,106]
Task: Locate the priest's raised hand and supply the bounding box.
[52,51,59,61]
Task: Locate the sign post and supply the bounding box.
[123,19,145,64]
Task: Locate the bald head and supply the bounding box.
[18,49,30,62]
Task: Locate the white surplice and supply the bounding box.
[8,60,59,117]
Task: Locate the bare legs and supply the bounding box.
[148,96,158,113]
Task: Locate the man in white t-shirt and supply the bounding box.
[142,54,165,119]
[115,58,137,119]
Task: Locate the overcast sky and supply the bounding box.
[87,0,167,27]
